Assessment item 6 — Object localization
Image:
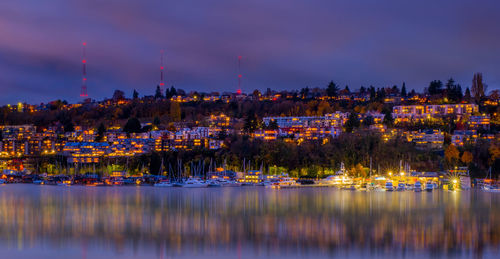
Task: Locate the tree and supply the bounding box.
[169,101,181,121]
[464,87,472,102]
[344,112,360,133]
[326,81,339,97]
[166,86,177,99]
[244,111,260,132]
[427,80,443,96]
[155,85,164,99]
[445,144,460,165]
[112,90,125,101]
[133,89,139,99]
[369,86,376,100]
[382,109,394,127]
[362,115,374,127]
[153,116,161,127]
[401,82,407,97]
[471,73,487,103]
[489,90,500,101]
[95,123,106,142]
[461,151,473,165]
[445,78,462,102]
[64,121,74,133]
[123,117,142,133]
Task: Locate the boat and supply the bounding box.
[483,185,500,193]
[154,180,174,187]
[219,179,242,187]
[414,181,422,192]
[396,182,405,191]
[57,180,72,186]
[182,179,208,188]
[207,179,221,187]
[0,179,6,184]
[33,179,43,185]
[385,181,394,191]
[425,182,434,192]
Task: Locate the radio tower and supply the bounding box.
[160,50,165,90]
[237,56,242,95]
[80,42,88,98]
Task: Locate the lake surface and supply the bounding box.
[0,185,498,258]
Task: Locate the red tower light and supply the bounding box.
[160,50,165,90]
[80,42,88,98]
[237,56,242,94]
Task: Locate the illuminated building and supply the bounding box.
[63,142,109,163]
[451,130,477,147]
[393,104,479,123]
[469,115,490,130]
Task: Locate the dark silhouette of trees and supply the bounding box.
[123,117,142,133]
[326,81,339,97]
[427,80,443,96]
[95,123,106,141]
[155,85,164,99]
[472,73,487,103]
[344,112,360,133]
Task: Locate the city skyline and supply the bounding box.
[1,0,500,105]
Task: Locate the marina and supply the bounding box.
[0,185,499,258]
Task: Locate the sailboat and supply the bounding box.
[483,167,499,192]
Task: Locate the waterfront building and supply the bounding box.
[63,142,109,163]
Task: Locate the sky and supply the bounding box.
[0,0,499,104]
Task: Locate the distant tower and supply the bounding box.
[237,56,242,95]
[160,49,165,90]
[80,42,88,98]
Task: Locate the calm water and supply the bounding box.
[0,185,499,258]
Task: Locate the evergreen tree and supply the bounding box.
[464,87,472,102]
[427,80,443,96]
[95,123,106,141]
[369,86,376,100]
[344,112,360,133]
[123,117,142,133]
[155,85,164,99]
[383,109,394,127]
[326,81,339,97]
[401,82,407,97]
[133,89,139,99]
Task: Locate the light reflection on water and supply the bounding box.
[0,185,498,258]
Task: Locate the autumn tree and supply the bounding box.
[461,151,473,165]
[445,144,460,166]
[169,101,181,122]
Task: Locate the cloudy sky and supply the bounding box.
[0,0,499,104]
